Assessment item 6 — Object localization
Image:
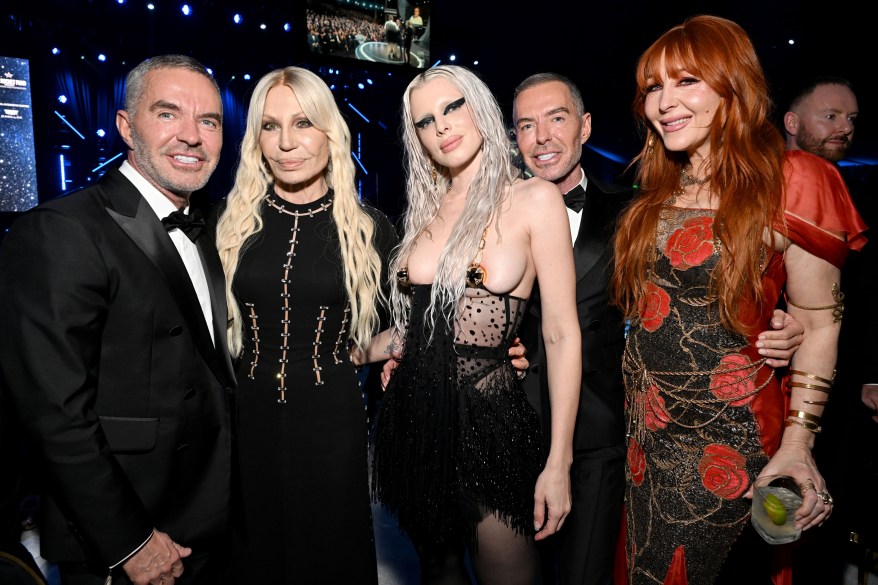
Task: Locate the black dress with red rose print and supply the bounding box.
[621,207,782,585]
[620,153,867,585]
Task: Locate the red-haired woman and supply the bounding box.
[610,15,867,584]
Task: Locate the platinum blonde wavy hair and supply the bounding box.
[215,66,385,356]
[390,65,518,338]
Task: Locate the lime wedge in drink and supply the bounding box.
[763,493,787,526]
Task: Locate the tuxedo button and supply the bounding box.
[587,320,601,331]
[169,325,183,336]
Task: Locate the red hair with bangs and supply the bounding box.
[610,14,786,335]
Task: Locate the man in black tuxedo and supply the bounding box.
[0,54,235,585]
[512,72,804,585]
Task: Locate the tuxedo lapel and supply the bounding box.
[572,181,607,283]
[100,171,231,385]
[197,235,236,386]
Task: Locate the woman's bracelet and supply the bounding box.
[787,409,821,424]
[785,416,822,434]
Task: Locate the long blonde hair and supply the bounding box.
[389,65,518,338]
[215,66,385,356]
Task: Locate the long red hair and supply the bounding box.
[611,15,786,335]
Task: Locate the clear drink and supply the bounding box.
[751,476,803,544]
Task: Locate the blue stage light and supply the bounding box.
[96,129,106,138]
[357,83,364,90]
[92,152,124,173]
[449,55,456,62]
[206,68,213,75]
[243,74,251,80]
[260,23,267,30]
[283,23,291,31]
[346,103,369,123]
[182,4,191,16]
[98,54,107,62]
[366,78,373,85]
[51,48,60,55]
[233,13,242,24]
[54,111,86,140]
[58,95,67,104]
[147,3,155,9]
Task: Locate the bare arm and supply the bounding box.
[757,243,840,530]
[526,181,581,541]
[350,328,397,366]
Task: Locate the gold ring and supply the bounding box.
[800,479,815,493]
[817,491,834,505]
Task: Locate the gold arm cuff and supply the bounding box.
[785,283,845,323]
[785,416,822,434]
[789,369,835,386]
[788,381,833,394]
[788,409,821,424]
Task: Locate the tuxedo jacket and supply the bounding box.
[0,169,236,571]
[520,168,634,453]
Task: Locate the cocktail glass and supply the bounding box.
[751,474,803,544]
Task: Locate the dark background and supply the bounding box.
[1,0,875,230]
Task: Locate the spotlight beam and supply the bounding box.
[54,111,86,140]
[346,103,370,123]
[351,152,368,175]
[91,152,124,173]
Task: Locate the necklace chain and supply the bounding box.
[668,167,711,204]
[265,194,333,217]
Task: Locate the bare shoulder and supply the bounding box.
[509,176,564,209]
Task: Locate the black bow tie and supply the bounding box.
[161,208,205,242]
[564,185,586,213]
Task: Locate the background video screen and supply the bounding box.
[307,0,430,69]
[0,55,39,212]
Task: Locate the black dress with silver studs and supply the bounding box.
[227,187,397,584]
[372,273,543,550]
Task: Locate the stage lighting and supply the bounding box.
[206,67,213,75]
[260,24,267,30]
[58,95,67,104]
[96,129,106,138]
[449,55,456,62]
[243,74,251,80]
[98,54,107,62]
[283,23,291,32]
[147,3,155,9]
[366,78,373,85]
[51,48,60,55]
[182,4,191,16]
[357,83,364,89]
[233,13,242,24]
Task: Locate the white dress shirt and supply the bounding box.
[118,161,215,345]
[565,168,588,246]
